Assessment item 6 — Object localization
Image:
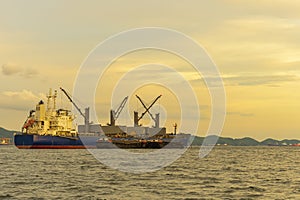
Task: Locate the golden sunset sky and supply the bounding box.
[1,0,300,140]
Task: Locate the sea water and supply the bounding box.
[0,146,299,199]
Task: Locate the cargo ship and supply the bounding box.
[15,88,191,149]
[96,136,190,149]
[96,137,166,149]
[14,88,100,149]
[93,95,192,149]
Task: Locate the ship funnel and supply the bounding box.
[134,111,139,127]
[84,107,90,133]
[110,110,116,126]
[155,113,160,128]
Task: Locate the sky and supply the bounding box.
[1,0,300,140]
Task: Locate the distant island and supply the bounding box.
[1,127,299,146]
[0,127,19,139]
[190,135,300,146]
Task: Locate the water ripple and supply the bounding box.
[0,146,299,199]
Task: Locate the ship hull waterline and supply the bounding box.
[14,134,99,149]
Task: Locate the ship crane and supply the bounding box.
[59,87,90,133]
[109,96,128,126]
[135,95,162,128]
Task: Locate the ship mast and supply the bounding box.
[46,89,57,113]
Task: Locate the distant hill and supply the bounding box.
[0,127,18,139]
[261,138,300,146]
[191,135,261,146]
[190,135,300,146]
[261,138,280,146]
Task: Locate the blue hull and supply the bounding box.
[14,134,99,149]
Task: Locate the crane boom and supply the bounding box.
[109,96,128,126]
[59,87,86,120]
[114,96,128,120]
[136,95,162,122]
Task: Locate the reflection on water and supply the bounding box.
[0,146,299,199]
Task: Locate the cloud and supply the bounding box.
[1,64,22,75]
[224,74,300,86]
[190,73,300,87]
[23,67,38,78]
[2,89,45,101]
[0,90,46,111]
[227,112,254,117]
[1,63,38,78]
[0,90,46,112]
[197,13,300,74]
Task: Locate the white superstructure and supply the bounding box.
[22,89,77,137]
